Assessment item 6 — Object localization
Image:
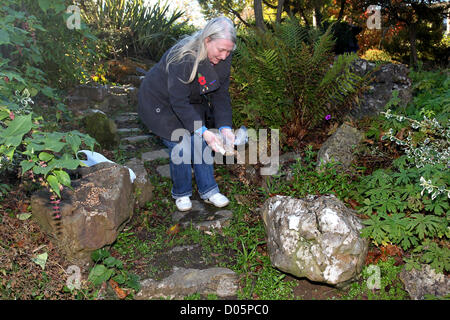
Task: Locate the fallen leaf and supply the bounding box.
[17,213,32,220]
[347,199,361,210]
[166,223,180,236]
[14,240,25,248]
[109,279,127,299]
[32,252,48,270]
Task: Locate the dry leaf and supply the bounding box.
[109,279,127,299]
[166,223,180,236]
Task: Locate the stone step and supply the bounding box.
[141,149,170,162]
[117,127,144,137]
[172,200,233,231]
[121,135,152,144]
[135,267,238,300]
[114,113,139,125]
[156,164,171,178]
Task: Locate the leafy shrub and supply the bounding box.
[343,258,409,300]
[361,49,393,63]
[0,0,100,90]
[82,0,188,62]
[230,18,372,146]
[406,69,449,123]
[355,102,449,272]
[0,101,96,197]
[88,249,140,295]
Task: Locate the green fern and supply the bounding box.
[231,18,371,144]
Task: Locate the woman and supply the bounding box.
[138,16,236,212]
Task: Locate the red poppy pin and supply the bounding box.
[198,75,206,86]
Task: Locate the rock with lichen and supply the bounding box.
[31,162,134,267]
[82,110,119,150]
[261,194,368,286]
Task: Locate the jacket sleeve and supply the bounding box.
[167,57,205,134]
[209,54,233,129]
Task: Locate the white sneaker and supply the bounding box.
[175,196,192,211]
[205,193,230,208]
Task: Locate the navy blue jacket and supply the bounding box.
[138,49,233,142]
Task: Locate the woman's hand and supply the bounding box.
[203,130,226,154]
[220,128,235,155]
[220,128,235,147]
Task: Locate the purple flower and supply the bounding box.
[325,114,331,120]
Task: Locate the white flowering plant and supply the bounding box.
[356,103,449,273]
[381,109,449,200]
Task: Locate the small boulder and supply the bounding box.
[124,158,154,208]
[82,110,120,149]
[400,264,450,300]
[316,123,363,172]
[349,59,412,120]
[31,162,134,267]
[172,200,233,231]
[73,84,108,102]
[261,194,368,286]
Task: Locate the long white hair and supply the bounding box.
[166,16,236,83]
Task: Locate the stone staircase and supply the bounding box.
[70,83,238,299]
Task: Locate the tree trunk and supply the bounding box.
[409,22,419,69]
[337,0,346,21]
[254,0,266,31]
[276,0,285,23]
[313,2,323,28]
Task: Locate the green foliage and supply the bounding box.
[416,240,450,274]
[355,163,448,250]
[361,49,393,63]
[0,102,97,197]
[231,18,371,145]
[342,258,409,300]
[258,145,357,202]
[0,0,99,91]
[89,249,140,292]
[407,69,449,123]
[82,0,188,61]
[355,69,449,274]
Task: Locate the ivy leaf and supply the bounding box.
[31,252,48,270]
[54,169,71,187]
[0,114,32,147]
[112,273,126,284]
[91,249,110,262]
[65,133,82,155]
[38,0,52,12]
[38,152,54,162]
[46,174,61,197]
[20,159,34,174]
[125,273,141,292]
[88,264,114,286]
[104,256,120,268]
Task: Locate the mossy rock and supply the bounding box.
[82,110,119,149]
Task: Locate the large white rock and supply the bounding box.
[261,194,368,286]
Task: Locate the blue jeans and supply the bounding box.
[162,133,219,200]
